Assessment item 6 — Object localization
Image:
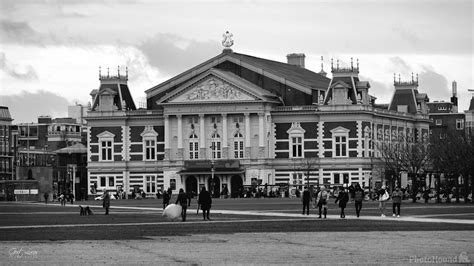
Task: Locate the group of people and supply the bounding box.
[163,187,213,222]
[302,184,404,218]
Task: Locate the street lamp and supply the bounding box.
[210,143,216,197]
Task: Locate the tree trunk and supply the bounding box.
[464,174,469,203]
[455,175,460,203]
[436,174,441,203]
[411,174,418,203]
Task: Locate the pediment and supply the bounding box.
[168,75,257,103]
[97,131,115,139]
[330,126,350,134]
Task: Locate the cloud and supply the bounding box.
[0,52,38,81]
[0,90,70,123]
[139,33,221,76]
[418,66,451,100]
[0,19,44,44]
[361,76,393,104]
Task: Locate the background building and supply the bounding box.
[86,42,431,198]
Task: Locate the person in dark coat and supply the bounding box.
[43,192,49,204]
[335,186,349,218]
[198,187,212,220]
[175,188,189,222]
[102,191,110,215]
[162,190,170,210]
[353,184,365,217]
[301,186,311,215]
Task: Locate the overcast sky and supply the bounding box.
[0,0,472,123]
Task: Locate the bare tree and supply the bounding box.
[430,131,474,203]
[299,157,319,188]
[377,134,430,202]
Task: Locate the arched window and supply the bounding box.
[211,133,221,159]
[189,134,199,159]
[233,132,244,158]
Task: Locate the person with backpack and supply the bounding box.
[162,190,170,210]
[335,186,349,218]
[378,185,390,217]
[353,183,365,217]
[175,188,189,222]
[316,186,329,218]
[392,187,403,217]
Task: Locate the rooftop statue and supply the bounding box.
[222,31,234,48]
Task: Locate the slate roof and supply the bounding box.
[146,50,330,96]
[0,106,12,122]
[230,53,330,89]
[91,83,137,111]
[55,143,87,154]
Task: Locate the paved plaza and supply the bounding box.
[1,199,474,264]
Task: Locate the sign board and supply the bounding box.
[14,189,29,194]
[30,189,38,194]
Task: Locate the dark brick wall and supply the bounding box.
[90,127,122,143]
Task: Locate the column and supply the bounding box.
[199,114,206,159]
[258,113,264,147]
[222,113,228,159]
[164,115,170,159]
[244,113,251,158]
[258,113,265,158]
[177,115,183,159]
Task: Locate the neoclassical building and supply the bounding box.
[86,38,431,198]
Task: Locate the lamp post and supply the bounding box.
[210,143,216,197]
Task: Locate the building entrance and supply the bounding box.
[185,176,198,197]
[208,176,220,198]
[230,175,243,198]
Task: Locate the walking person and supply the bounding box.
[175,188,189,222]
[378,185,389,217]
[335,186,349,218]
[43,192,49,204]
[353,184,364,217]
[302,186,311,215]
[60,193,66,206]
[102,190,110,215]
[392,187,403,217]
[316,186,329,218]
[198,186,212,220]
[162,190,170,210]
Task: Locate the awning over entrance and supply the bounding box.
[176,169,245,176]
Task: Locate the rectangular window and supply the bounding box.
[100,177,106,187]
[456,119,464,130]
[170,179,176,190]
[234,140,244,158]
[100,140,113,161]
[212,141,221,159]
[435,119,442,126]
[291,137,303,158]
[211,117,221,124]
[334,173,340,184]
[144,139,156,160]
[335,136,347,157]
[108,177,114,187]
[145,176,156,193]
[189,141,199,159]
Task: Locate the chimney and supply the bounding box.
[287,53,305,68]
[451,80,458,112]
